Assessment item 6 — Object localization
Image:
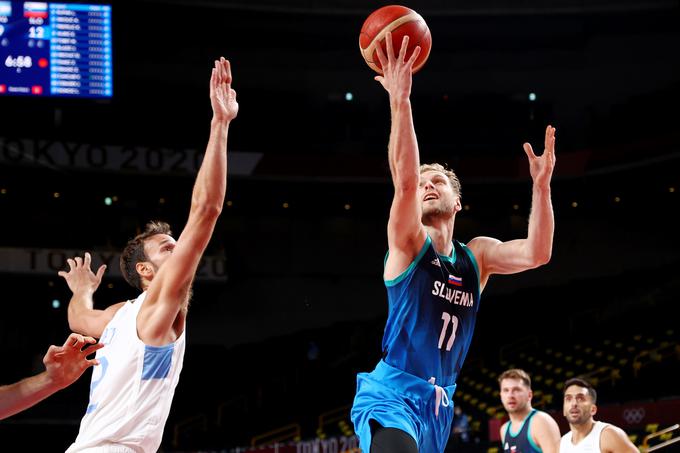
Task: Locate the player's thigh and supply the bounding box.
[370,420,418,453]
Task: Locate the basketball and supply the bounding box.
[359,5,432,74]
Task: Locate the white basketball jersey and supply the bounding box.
[66,292,186,453]
[560,421,610,453]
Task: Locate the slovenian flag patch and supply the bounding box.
[448,274,462,286]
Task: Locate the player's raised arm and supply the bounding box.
[468,125,556,288]
[137,57,238,345]
[374,33,427,279]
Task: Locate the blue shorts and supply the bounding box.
[350,360,457,453]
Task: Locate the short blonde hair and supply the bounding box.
[498,369,532,389]
[419,163,462,197]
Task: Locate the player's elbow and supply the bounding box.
[192,199,223,220]
[531,249,552,267]
[67,314,88,337]
[67,308,102,338]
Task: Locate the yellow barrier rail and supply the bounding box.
[641,423,680,452]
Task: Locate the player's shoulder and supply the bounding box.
[531,410,560,432]
[599,423,638,452]
[600,423,628,440]
[465,235,500,256]
[533,410,556,422]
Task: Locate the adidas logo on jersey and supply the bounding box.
[431,258,441,267]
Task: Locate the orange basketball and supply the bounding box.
[359,5,432,74]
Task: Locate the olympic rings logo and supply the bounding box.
[622,407,646,425]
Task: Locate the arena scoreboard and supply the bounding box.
[0,2,112,98]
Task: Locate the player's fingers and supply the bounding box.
[374,43,388,69]
[82,342,104,356]
[87,358,101,367]
[523,142,536,159]
[544,125,553,148]
[71,334,87,349]
[95,264,107,281]
[214,60,221,84]
[384,31,393,59]
[63,333,80,348]
[398,35,409,62]
[549,136,557,163]
[43,345,61,364]
[224,59,232,85]
[407,46,421,67]
[212,68,221,93]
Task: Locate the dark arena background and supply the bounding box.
[1,0,679,452]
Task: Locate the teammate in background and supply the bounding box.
[57,57,238,453]
[498,369,561,453]
[0,333,102,420]
[561,378,638,453]
[350,32,556,453]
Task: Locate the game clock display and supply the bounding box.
[0,1,111,98]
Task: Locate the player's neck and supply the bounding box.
[570,419,596,442]
[424,219,454,255]
[508,405,533,425]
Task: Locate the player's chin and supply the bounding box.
[566,413,583,423]
[423,204,453,218]
[422,203,441,216]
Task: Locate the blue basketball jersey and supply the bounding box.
[382,235,481,387]
[503,409,542,453]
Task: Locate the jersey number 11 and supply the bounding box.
[438,312,459,351]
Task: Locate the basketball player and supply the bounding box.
[498,369,561,453]
[560,378,638,453]
[57,57,238,453]
[350,33,556,453]
[0,333,102,420]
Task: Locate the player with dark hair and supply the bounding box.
[58,57,238,453]
[561,378,638,453]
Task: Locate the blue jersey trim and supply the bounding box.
[384,235,431,287]
[508,409,534,437]
[460,242,480,292]
[141,343,174,380]
[439,243,456,264]
[527,412,542,452]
